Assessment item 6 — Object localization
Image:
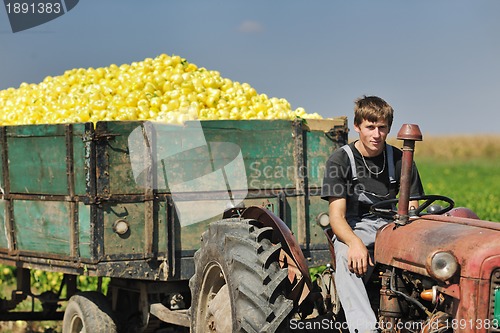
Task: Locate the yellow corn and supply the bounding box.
[0,54,322,125]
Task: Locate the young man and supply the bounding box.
[321,95,424,333]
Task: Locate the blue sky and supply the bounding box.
[1,0,499,136]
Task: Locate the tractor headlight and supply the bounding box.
[426,251,459,281]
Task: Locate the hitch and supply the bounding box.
[396,124,422,226]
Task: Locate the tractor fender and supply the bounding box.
[445,207,480,219]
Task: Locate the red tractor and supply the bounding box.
[217,124,500,332]
[318,125,497,332]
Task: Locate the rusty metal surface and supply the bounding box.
[396,139,415,219]
[455,276,491,332]
[395,124,423,221]
[375,216,500,279]
[396,123,423,142]
[376,215,500,331]
[446,207,480,219]
[323,228,336,269]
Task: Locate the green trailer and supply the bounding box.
[0,117,347,332]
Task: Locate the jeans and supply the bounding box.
[333,217,389,333]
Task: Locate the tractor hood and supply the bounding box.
[375,215,500,280]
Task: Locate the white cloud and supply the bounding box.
[238,20,264,33]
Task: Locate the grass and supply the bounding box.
[417,157,500,221]
[387,135,500,222]
[0,270,108,333]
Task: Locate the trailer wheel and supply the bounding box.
[62,291,118,333]
[189,219,293,333]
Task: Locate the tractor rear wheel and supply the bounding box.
[189,219,293,332]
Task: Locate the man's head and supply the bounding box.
[353,95,394,130]
[353,95,394,156]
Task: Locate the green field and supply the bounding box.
[388,135,500,222]
[417,157,500,222]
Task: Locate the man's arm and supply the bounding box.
[329,197,373,276]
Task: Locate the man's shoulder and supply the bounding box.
[328,143,353,163]
[386,143,401,151]
[386,143,403,159]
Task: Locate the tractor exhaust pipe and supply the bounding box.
[396,124,422,225]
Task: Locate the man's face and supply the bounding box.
[354,118,390,156]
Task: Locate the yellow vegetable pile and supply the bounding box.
[0,54,322,125]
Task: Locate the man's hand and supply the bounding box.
[347,238,373,276]
[328,197,374,276]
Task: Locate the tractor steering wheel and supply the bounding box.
[370,195,455,219]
